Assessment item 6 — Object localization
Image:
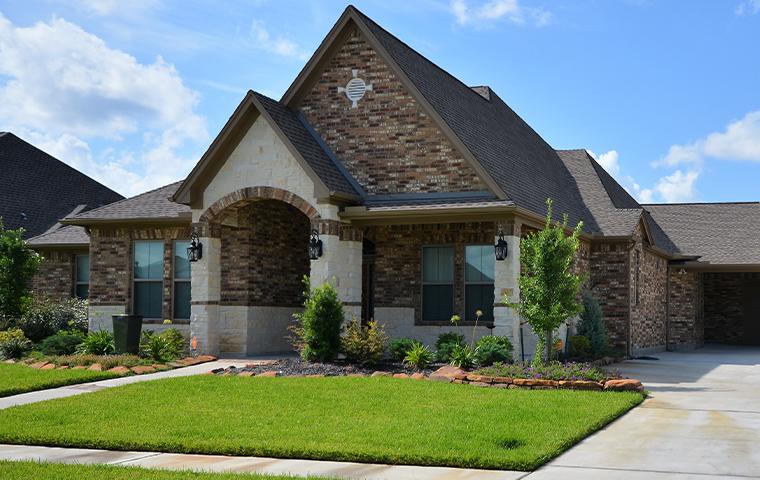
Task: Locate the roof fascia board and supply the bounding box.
[61,217,191,227]
[281,8,509,201]
[681,263,760,272]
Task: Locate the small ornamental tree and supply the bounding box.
[506,199,584,365]
[0,220,42,319]
[578,291,608,358]
[290,276,344,362]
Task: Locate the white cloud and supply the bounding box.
[250,20,308,61]
[735,0,760,15]
[450,0,551,27]
[597,150,620,177]
[660,110,760,166]
[67,0,157,16]
[0,13,207,197]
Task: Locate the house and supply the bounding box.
[30,6,760,356]
[0,132,124,300]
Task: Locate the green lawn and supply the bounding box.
[0,376,643,470]
[0,461,332,479]
[0,363,117,397]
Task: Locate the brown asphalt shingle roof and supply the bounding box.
[644,202,760,265]
[66,181,190,224]
[27,225,89,247]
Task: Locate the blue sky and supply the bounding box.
[1,0,758,202]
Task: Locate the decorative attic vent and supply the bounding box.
[470,85,491,101]
[338,69,373,108]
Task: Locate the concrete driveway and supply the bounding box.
[528,346,760,479]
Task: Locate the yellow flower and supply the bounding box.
[450,314,461,325]
[163,319,172,325]
[475,310,483,318]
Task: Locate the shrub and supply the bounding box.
[290,278,344,362]
[474,335,513,367]
[474,360,612,382]
[578,292,608,358]
[0,221,42,318]
[403,342,432,370]
[435,331,464,363]
[16,297,88,343]
[449,344,475,369]
[140,329,185,363]
[389,337,418,362]
[76,330,115,355]
[568,335,592,360]
[341,318,387,367]
[39,331,84,356]
[0,328,32,359]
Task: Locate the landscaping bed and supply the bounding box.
[211,357,436,377]
[0,460,331,480]
[0,375,644,470]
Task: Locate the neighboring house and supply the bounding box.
[0,132,124,301]
[32,6,760,356]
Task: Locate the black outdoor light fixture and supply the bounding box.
[308,229,323,260]
[494,230,509,261]
[187,231,203,262]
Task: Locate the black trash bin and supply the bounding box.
[112,315,143,354]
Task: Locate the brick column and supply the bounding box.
[190,224,221,355]
[309,221,363,320]
[492,221,522,361]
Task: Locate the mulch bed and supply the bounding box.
[212,358,438,377]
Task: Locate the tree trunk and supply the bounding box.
[545,329,553,363]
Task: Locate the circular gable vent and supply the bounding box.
[338,69,373,108]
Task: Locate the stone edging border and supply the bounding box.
[16,355,218,376]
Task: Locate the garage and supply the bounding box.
[704,272,760,345]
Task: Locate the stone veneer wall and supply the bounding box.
[298,28,485,194]
[88,225,192,331]
[704,272,760,344]
[668,270,703,349]
[589,242,630,352]
[31,249,84,300]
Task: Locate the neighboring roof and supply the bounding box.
[644,202,760,265]
[283,6,599,232]
[65,182,190,225]
[173,91,361,206]
[0,132,124,238]
[27,225,89,248]
[555,149,642,237]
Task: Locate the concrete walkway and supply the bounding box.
[0,359,252,410]
[527,346,760,479]
[0,444,524,480]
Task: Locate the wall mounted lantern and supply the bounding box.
[187,231,203,262]
[494,230,509,261]
[309,229,323,260]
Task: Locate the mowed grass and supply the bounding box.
[0,461,335,480]
[0,376,644,470]
[0,363,117,397]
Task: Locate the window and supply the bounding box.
[173,241,191,320]
[422,246,454,322]
[465,245,495,323]
[133,240,164,319]
[75,255,89,299]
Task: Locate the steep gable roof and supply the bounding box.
[0,132,123,238]
[282,6,597,231]
[173,91,361,206]
[65,182,190,225]
[644,202,760,266]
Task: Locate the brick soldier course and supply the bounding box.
[26,6,760,355]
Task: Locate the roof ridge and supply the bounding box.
[644,201,760,206]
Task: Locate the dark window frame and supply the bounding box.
[172,240,191,320]
[420,245,455,323]
[75,254,89,300]
[132,240,164,320]
[463,244,495,324]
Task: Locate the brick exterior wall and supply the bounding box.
[89,225,191,322]
[31,249,84,300]
[629,226,668,352]
[589,241,630,352]
[668,269,703,348]
[220,200,310,307]
[368,222,495,324]
[704,272,760,344]
[298,28,486,195]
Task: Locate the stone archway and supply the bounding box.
[199,186,320,224]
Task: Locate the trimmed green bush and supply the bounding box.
[16,297,88,343]
[402,342,432,370]
[341,319,387,367]
[474,335,513,366]
[577,292,608,358]
[140,329,185,363]
[0,328,32,359]
[76,330,115,355]
[449,344,475,369]
[39,332,84,356]
[568,335,592,360]
[290,278,344,362]
[434,331,464,362]
[389,337,418,362]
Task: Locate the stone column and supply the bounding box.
[309,221,363,320]
[190,223,221,355]
[492,221,523,361]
